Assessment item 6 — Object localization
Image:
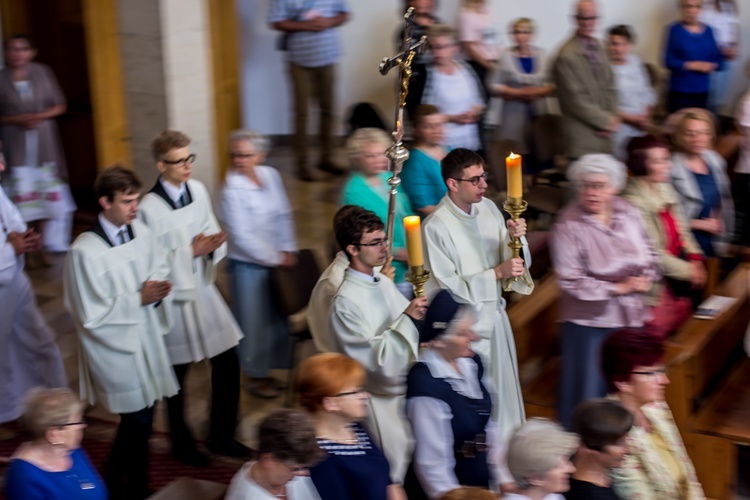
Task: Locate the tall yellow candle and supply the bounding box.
[506,152,523,200]
[403,216,424,267]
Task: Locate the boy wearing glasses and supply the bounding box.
[329,204,428,483]
[423,148,533,443]
[139,130,249,466]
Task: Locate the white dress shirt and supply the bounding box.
[98,213,129,246]
[159,177,187,206]
[406,348,512,499]
[218,167,297,267]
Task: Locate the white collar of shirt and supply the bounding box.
[420,348,483,399]
[346,266,379,283]
[159,177,186,204]
[98,213,128,246]
[225,168,268,190]
[446,194,478,217]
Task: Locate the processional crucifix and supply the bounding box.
[379,7,429,296]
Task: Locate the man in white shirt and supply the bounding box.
[329,205,428,482]
[139,130,248,465]
[0,150,66,429]
[65,166,178,499]
[423,148,533,442]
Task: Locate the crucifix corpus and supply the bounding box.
[378,7,429,296]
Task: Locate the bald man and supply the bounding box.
[553,0,619,159]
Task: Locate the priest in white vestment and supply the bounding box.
[328,205,428,483]
[0,157,66,425]
[423,148,534,443]
[64,166,179,498]
[139,130,247,464]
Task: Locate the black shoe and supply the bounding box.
[318,161,346,176]
[172,446,211,467]
[207,437,255,459]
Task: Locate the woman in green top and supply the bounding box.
[341,128,415,296]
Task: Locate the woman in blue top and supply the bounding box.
[401,105,449,217]
[341,128,414,296]
[664,0,723,113]
[670,110,734,257]
[295,353,405,500]
[5,388,106,500]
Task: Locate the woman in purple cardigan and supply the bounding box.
[550,154,660,428]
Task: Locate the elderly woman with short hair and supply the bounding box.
[218,130,298,399]
[5,388,106,499]
[551,154,660,428]
[601,328,705,499]
[504,419,579,499]
[225,409,323,499]
[341,128,414,295]
[670,109,734,257]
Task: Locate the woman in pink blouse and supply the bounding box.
[550,154,660,428]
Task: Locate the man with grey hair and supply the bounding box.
[553,0,619,159]
[139,130,249,465]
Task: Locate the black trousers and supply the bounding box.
[105,406,154,500]
[166,346,240,450]
[667,90,709,114]
[734,173,750,245]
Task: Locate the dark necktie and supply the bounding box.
[585,38,602,78]
[117,228,128,246]
[177,192,188,208]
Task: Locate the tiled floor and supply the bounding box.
[27,144,348,449]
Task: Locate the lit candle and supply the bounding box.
[506,152,523,200]
[403,216,424,267]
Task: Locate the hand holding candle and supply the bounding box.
[403,215,424,267]
[506,153,523,201]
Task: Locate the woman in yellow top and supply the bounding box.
[600,328,705,499]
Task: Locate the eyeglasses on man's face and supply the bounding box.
[452,172,488,186]
[631,367,667,378]
[161,153,196,166]
[356,238,389,248]
[334,388,368,398]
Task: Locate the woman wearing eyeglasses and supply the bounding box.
[601,328,705,499]
[295,353,406,500]
[341,128,415,296]
[550,154,659,429]
[218,129,298,399]
[5,388,106,500]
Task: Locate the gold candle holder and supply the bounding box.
[503,197,529,292]
[406,264,431,297]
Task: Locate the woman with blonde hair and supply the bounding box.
[341,128,414,295]
[295,353,406,500]
[5,388,106,499]
[670,110,734,256]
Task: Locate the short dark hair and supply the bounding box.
[94,165,142,201]
[625,135,671,177]
[571,399,633,452]
[152,130,191,160]
[5,33,36,50]
[333,205,385,260]
[608,24,635,43]
[412,104,441,127]
[601,328,665,393]
[257,409,324,465]
[441,148,485,184]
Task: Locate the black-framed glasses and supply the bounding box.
[631,368,667,378]
[355,238,389,248]
[58,419,87,428]
[452,172,488,186]
[334,388,367,397]
[230,152,258,159]
[162,154,196,166]
[575,15,599,21]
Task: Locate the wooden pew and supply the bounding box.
[664,263,750,499]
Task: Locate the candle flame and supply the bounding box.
[508,152,519,159]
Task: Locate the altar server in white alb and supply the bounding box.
[138,130,248,465]
[329,205,428,483]
[422,148,533,442]
[64,166,178,499]
[0,151,66,427]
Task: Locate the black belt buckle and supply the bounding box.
[460,433,487,458]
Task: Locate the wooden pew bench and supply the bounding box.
[664,263,750,499]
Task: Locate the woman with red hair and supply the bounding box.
[294,353,406,500]
[622,135,706,338]
[600,328,704,499]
